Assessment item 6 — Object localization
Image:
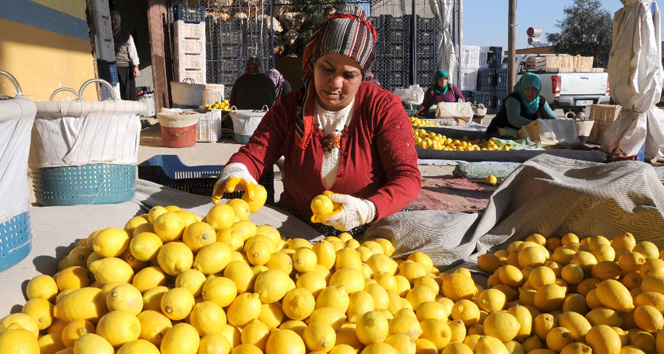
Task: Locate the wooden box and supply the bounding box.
[587,104,621,144]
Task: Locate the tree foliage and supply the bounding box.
[288,0,346,55]
[546,0,613,68]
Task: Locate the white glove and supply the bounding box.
[212,163,258,204]
[321,193,377,231]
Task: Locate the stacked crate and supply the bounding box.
[174,5,206,85]
[415,16,441,89]
[460,45,480,95]
[473,46,506,114]
[382,15,410,91]
[368,16,386,88]
[90,0,117,84]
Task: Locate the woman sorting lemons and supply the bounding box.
[212,6,421,236]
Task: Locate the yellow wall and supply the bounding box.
[0,19,97,101]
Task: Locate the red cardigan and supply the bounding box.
[227,82,422,221]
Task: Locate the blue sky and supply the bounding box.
[463,1,649,50]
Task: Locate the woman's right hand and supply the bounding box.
[211,163,258,204]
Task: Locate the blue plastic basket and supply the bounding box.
[0,211,32,272]
[32,164,136,206]
[138,155,274,203]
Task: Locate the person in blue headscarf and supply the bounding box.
[416,69,465,117]
[486,72,558,136]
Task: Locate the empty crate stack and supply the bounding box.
[460,45,480,101]
[174,5,207,85]
[415,16,441,89]
[90,0,117,85]
[474,46,506,114]
[206,17,270,98]
[383,15,410,91]
[368,16,385,88]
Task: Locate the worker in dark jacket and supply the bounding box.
[230,58,276,109]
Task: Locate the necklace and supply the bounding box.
[322,129,343,153]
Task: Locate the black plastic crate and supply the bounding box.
[219,31,242,44]
[385,70,407,86]
[97,60,118,84]
[386,29,409,44]
[493,90,508,114]
[175,5,205,23]
[417,31,439,45]
[495,68,508,91]
[488,46,503,68]
[417,71,435,86]
[385,15,408,31]
[386,43,409,56]
[416,43,437,58]
[138,155,275,204]
[417,57,437,72]
[417,16,439,30]
[368,16,383,33]
[218,44,243,59]
[477,68,497,92]
[472,91,493,110]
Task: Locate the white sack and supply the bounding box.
[29,100,146,168]
[0,96,36,222]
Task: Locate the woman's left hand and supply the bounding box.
[319,193,376,231]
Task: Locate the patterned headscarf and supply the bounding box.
[433,69,450,95]
[514,72,542,115]
[295,5,377,148]
[268,69,286,98]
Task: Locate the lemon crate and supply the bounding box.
[32,164,137,206]
[138,155,274,203]
[0,212,32,272]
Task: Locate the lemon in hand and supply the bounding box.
[311,194,335,215]
[486,175,498,186]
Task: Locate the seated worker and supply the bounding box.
[486,72,558,136]
[212,6,422,237]
[416,69,465,117]
[230,58,276,110]
[268,68,292,100]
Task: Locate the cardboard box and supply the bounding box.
[518,119,579,146]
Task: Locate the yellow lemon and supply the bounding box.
[253,268,291,303]
[591,261,621,280]
[282,287,316,321]
[389,314,423,340]
[384,333,416,354]
[279,320,307,336]
[476,288,506,313]
[53,287,108,324]
[88,257,134,286]
[329,267,365,294]
[365,283,390,311]
[255,224,281,244]
[205,204,236,231]
[161,288,195,321]
[257,303,284,329]
[451,299,480,327]
[106,283,143,314]
[356,311,389,345]
[141,286,168,312]
[366,254,398,276]
[397,260,428,283]
[375,272,398,292]
[334,328,362,351]
[136,310,172,346]
[132,222,155,237]
[596,279,635,312]
[316,285,350,313]
[226,198,251,221]
[528,266,557,290]
[266,329,306,354]
[477,254,503,274]
[242,184,267,213]
[634,241,660,260]
[224,260,256,293]
[611,232,636,252]
[483,312,520,342]
[556,312,591,342]
[419,318,452,350]
[311,194,335,215]
[156,241,194,276]
[66,246,94,268]
[442,272,477,301]
[507,304,533,340]
[361,342,400,354]
[485,175,497,186]
[347,290,376,323]
[175,210,201,227]
[335,247,363,271]
[245,239,272,266]
[414,338,438,354]
[124,215,149,234]
[447,319,467,343]
[534,283,566,312]
[227,293,262,327]
[152,211,186,242]
[292,247,318,273]
[201,276,237,308]
[415,301,449,322]
[132,266,166,293]
[38,332,66,354]
[474,335,509,354]
[193,242,233,275]
[198,333,232,354]
[303,322,336,352]
[626,329,655,353]
[633,305,664,332]
[116,339,160,354]
[93,227,130,258]
[26,274,59,302]
[189,301,227,336]
[181,221,216,252]
[296,271,327,298]
[238,319,269,351]
[95,310,141,347]
[585,308,622,327]
[160,323,200,354]
[73,333,114,354]
[174,268,207,297]
[635,291,664,312]
[129,232,163,262]
[585,324,621,354]
[61,319,95,347]
[307,307,347,331]
[216,228,245,252]
[405,285,436,310]
[232,220,258,241]
[21,297,53,330]
[640,259,664,277]
[441,342,474,354]
[373,238,396,257]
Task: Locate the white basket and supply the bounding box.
[197,109,222,142]
[157,109,200,128]
[201,84,225,105]
[171,78,206,107]
[229,106,269,140]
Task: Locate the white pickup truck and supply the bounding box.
[504,54,610,113]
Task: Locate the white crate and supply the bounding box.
[140,95,156,117]
[93,12,113,40]
[176,39,204,54]
[460,45,480,69]
[197,109,222,142]
[478,46,491,68]
[177,53,204,70]
[460,67,479,91]
[175,21,204,39]
[176,69,206,85]
[95,34,116,62]
[90,0,111,15]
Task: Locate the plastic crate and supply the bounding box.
[488,46,503,68]
[472,91,493,109]
[138,155,275,204]
[416,43,437,58]
[386,43,408,56]
[97,60,118,85]
[175,5,206,23]
[495,68,508,91]
[219,31,242,44]
[493,90,508,114]
[417,57,437,72]
[417,71,435,86]
[477,68,496,92]
[0,211,32,272]
[32,164,136,206]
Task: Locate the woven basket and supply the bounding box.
[171,78,205,107]
[201,84,225,105]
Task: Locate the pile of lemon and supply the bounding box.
[413,128,516,151]
[410,117,440,127]
[3,188,664,354]
[204,100,231,112]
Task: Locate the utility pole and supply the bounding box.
[508,0,517,93]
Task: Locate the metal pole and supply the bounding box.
[508,0,517,93]
[411,0,417,85]
[457,0,463,86]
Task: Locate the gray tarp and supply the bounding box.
[2,154,664,315]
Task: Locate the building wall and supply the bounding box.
[0,0,97,101]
